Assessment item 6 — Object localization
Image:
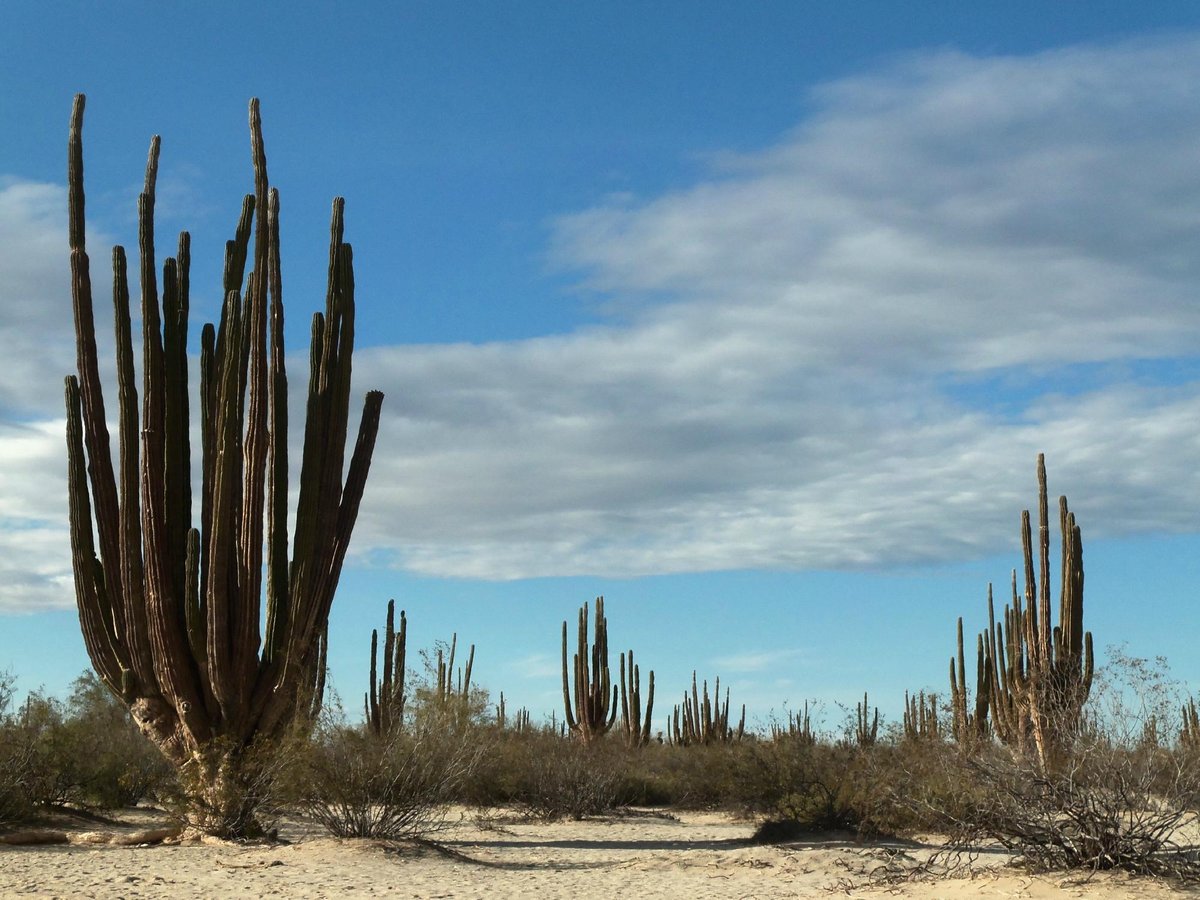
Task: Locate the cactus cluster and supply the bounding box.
[771,701,815,745]
[561,597,618,741]
[950,455,1093,771]
[64,96,383,835]
[619,649,655,747]
[560,597,657,745]
[496,692,533,732]
[434,634,476,711]
[669,673,745,746]
[854,692,879,748]
[903,690,940,742]
[949,615,990,744]
[365,600,407,737]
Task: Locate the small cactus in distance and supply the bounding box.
[854,692,879,747]
[670,672,745,746]
[435,633,475,709]
[949,613,991,744]
[561,597,618,741]
[771,701,816,745]
[496,692,532,733]
[1181,698,1200,749]
[903,690,940,742]
[619,649,655,747]
[365,600,406,737]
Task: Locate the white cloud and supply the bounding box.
[344,35,1200,579]
[7,36,1200,612]
[712,648,808,674]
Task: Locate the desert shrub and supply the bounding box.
[909,653,1200,879]
[922,739,1200,876]
[297,708,488,839]
[737,734,872,833]
[8,691,82,808]
[621,740,750,809]
[0,671,35,829]
[0,672,175,815]
[452,723,552,807]
[508,733,623,821]
[62,671,174,808]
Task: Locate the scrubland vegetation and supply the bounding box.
[6,598,1200,883]
[36,95,1200,890]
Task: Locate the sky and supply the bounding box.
[4,2,1200,734]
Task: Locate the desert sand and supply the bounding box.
[0,807,1186,899]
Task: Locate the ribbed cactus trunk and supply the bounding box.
[64,96,384,837]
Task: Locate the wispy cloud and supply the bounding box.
[5,36,1200,611]
[508,653,560,681]
[347,37,1200,580]
[711,648,808,674]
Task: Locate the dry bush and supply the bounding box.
[297,709,488,839]
[739,734,917,837]
[635,740,752,809]
[919,740,1200,877]
[908,653,1200,880]
[509,733,623,821]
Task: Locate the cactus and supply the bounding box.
[669,673,745,745]
[365,600,406,737]
[903,690,940,742]
[993,455,1092,771]
[496,692,532,732]
[618,650,655,747]
[771,701,815,745]
[561,597,618,741]
[981,578,1029,752]
[1181,698,1200,749]
[64,96,383,836]
[434,633,475,713]
[854,692,879,748]
[957,455,1093,770]
[949,614,991,744]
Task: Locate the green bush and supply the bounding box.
[62,672,174,809]
[0,671,34,830]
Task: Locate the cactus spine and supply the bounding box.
[365,600,407,736]
[64,96,383,836]
[561,597,618,741]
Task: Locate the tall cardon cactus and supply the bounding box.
[64,95,384,836]
[992,454,1092,771]
[561,597,618,741]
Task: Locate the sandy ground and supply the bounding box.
[0,808,1191,899]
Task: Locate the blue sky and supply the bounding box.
[5,2,1200,732]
